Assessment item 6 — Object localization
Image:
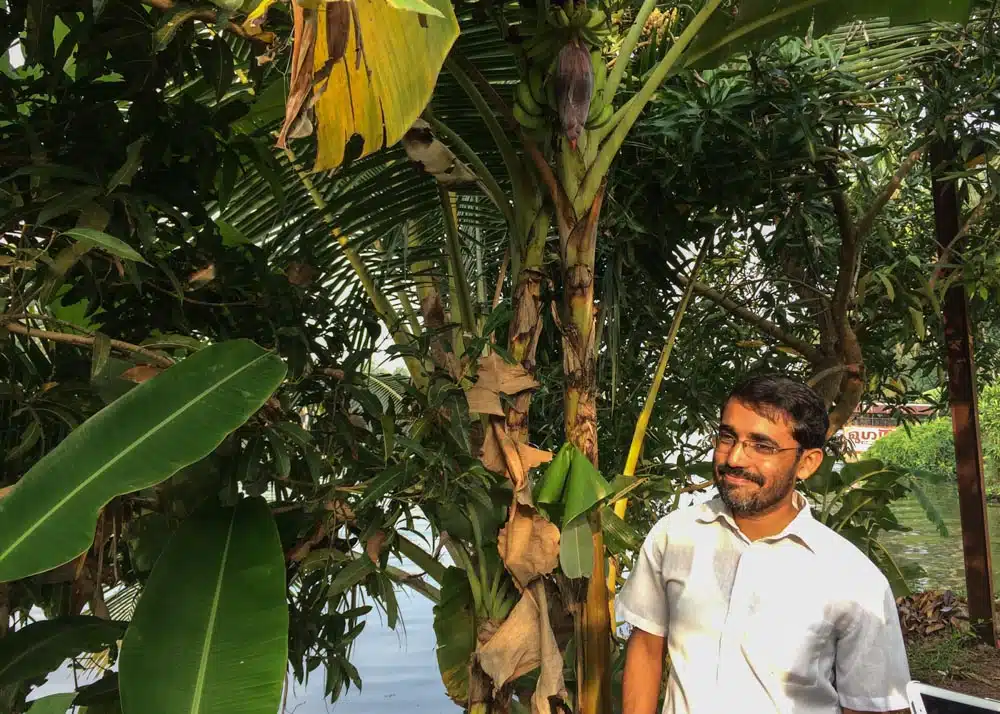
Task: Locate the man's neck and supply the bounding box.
[733,497,800,542]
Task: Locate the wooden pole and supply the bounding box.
[930,138,997,646]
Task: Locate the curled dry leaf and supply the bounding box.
[517,443,552,472]
[497,504,560,590]
[476,353,540,395]
[466,386,504,417]
[465,353,539,418]
[476,581,567,710]
[187,264,216,286]
[286,261,318,287]
[479,425,505,474]
[365,530,387,563]
[120,365,163,384]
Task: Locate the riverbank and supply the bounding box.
[898,590,1000,697]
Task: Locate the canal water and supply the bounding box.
[879,477,1000,594]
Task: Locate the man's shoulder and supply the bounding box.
[802,513,893,593]
[649,497,722,537]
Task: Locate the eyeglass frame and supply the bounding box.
[713,431,803,459]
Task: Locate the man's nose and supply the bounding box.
[725,441,752,468]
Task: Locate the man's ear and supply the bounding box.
[795,449,825,482]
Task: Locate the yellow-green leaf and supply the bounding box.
[310,0,459,170]
[384,0,444,17]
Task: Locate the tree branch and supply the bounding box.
[854,145,927,243]
[143,0,258,41]
[930,188,997,289]
[3,321,175,368]
[677,277,823,363]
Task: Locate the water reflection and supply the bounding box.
[879,479,1000,593]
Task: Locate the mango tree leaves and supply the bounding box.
[119,497,288,714]
[432,566,476,704]
[278,0,460,170]
[0,339,286,582]
[62,229,147,264]
[0,617,127,687]
[688,0,974,69]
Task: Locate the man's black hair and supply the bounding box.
[723,374,829,450]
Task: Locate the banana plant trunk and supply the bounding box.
[506,211,551,444]
[558,183,611,714]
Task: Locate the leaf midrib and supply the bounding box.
[190,511,236,714]
[0,352,271,566]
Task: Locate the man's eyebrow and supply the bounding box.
[747,432,780,446]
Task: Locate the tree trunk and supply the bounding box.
[559,183,611,714]
[506,211,551,444]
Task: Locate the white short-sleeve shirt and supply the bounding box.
[616,492,911,714]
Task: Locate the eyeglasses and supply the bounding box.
[713,432,801,458]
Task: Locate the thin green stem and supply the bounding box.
[396,534,446,585]
[583,0,724,208]
[605,0,658,99]
[439,188,477,335]
[445,55,531,238]
[384,565,441,603]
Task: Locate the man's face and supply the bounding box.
[712,399,812,516]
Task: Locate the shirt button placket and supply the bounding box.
[718,540,757,706]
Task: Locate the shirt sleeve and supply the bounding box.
[615,516,670,637]
[834,579,911,712]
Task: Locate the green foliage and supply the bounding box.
[0,339,286,582]
[119,498,287,714]
[0,618,126,688]
[867,417,958,477]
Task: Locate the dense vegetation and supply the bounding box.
[2,1,999,713]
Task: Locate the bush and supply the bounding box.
[867,417,957,477]
[867,383,1000,497]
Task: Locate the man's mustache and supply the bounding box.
[716,465,764,486]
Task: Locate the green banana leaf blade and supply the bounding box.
[0,617,126,687]
[26,693,77,714]
[0,339,286,582]
[689,0,974,69]
[119,497,288,714]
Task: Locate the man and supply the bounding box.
[617,375,911,714]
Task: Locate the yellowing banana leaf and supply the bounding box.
[277,0,460,171]
[0,339,286,583]
[119,498,288,714]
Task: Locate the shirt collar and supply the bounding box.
[695,490,817,551]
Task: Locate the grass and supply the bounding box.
[907,631,1000,698]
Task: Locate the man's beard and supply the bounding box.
[714,464,797,516]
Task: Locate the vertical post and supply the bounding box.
[930,139,997,646]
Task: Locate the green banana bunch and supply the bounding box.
[513,66,549,131]
[584,49,613,130]
[579,8,610,47]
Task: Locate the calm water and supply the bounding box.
[879,478,1000,594]
[29,485,999,711]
